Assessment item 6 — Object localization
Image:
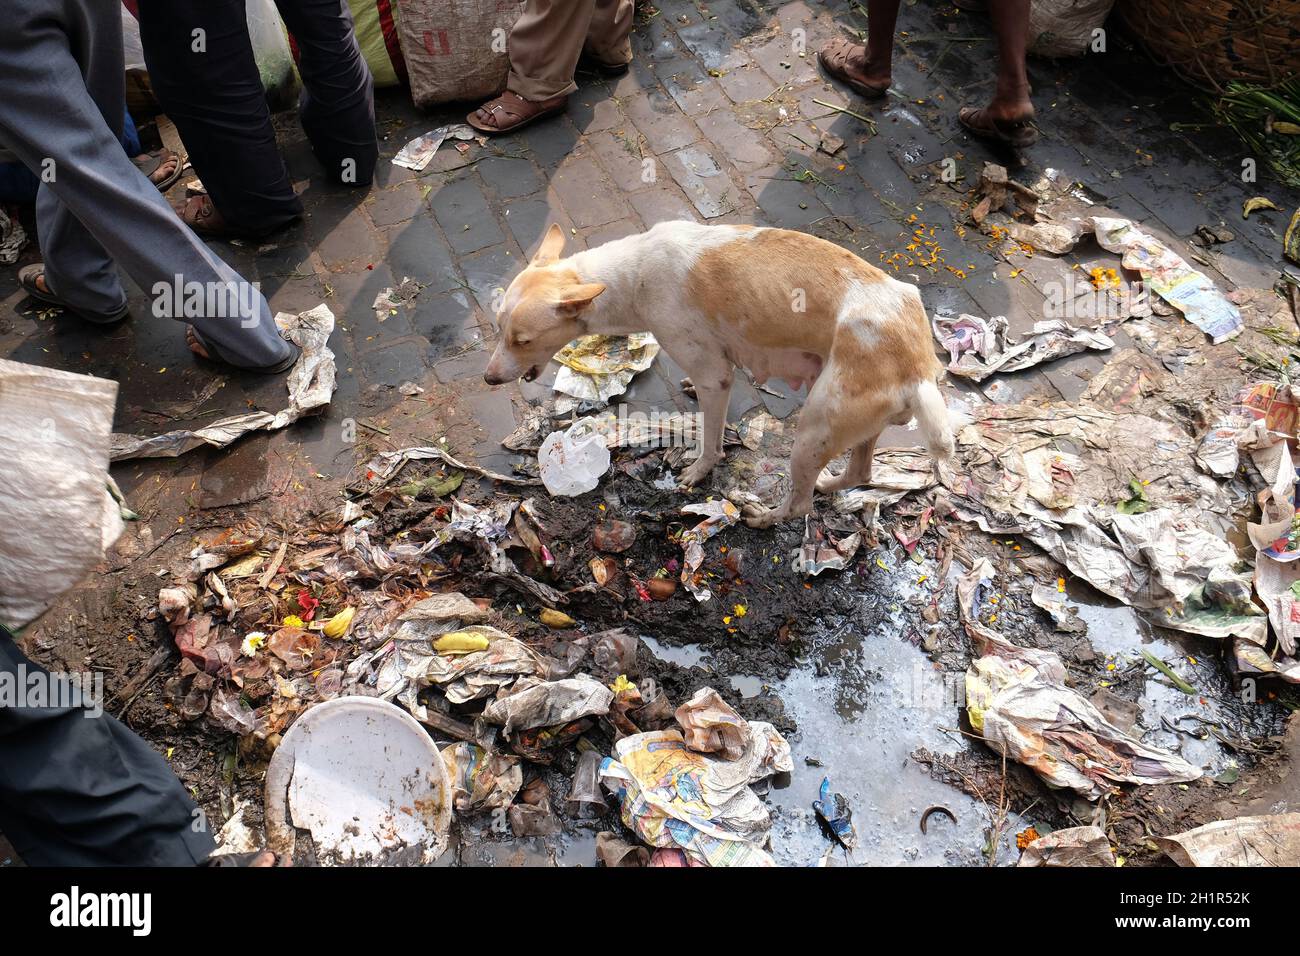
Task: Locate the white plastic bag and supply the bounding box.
[538,419,610,497]
[0,360,123,629]
[1029,0,1115,58]
[245,0,299,111]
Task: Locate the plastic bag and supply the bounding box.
[538,419,611,497]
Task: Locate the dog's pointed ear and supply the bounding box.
[553,282,606,317]
[532,223,566,266]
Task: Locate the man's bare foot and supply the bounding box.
[132,148,183,191]
[185,325,210,360]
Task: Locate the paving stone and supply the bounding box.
[460,243,525,314]
[326,262,416,349]
[477,156,545,199]
[716,60,781,104]
[358,337,438,388]
[655,56,731,117]
[429,176,505,255]
[748,34,819,87]
[504,195,578,259]
[584,218,644,247]
[381,214,463,294]
[629,186,699,225]
[674,19,749,74]
[411,288,485,360]
[365,180,426,227]
[307,201,380,270]
[663,145,740,219]
[550,153,631,228]
[569,88,624,134]
[696,109,777,172]
[588,128,657,193]
[744,163,831,227]
[624,89,700,154]
[517,113,583,168]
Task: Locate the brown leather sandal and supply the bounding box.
[466,90,569,135]
[958,106,1039,148]
[817,37,889,99]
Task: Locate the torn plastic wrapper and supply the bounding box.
[813,777,857,849]
[678,499,741,601]
[0,359,123,629]
[361,445,539,488]
[1154,813,1300,867]
[111,304,337,460]
[1091,216,1243,344]
[552,333,660,411]
[1017,826,1114,867]
[599,724,792,867]
[440,742,523,814]
[793,514,863,576]
[538,417,611,496]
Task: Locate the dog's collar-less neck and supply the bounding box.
[564,233,649,335]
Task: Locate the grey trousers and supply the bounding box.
[0,0,293,369]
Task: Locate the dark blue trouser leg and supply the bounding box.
[138,0,376,235]
[0,629,216,867]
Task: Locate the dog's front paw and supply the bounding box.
[742,502,784,529]
[676,458,716,491]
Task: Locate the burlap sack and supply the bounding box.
[397,0,525,107]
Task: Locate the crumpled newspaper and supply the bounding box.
[1018,826,1115,867]
[961,570,1203,800]
[553,333,659,411]
[111,304,336,460]
[1154,813,1300,867]
[600,725,792,867]
[0,207,27,265]
[0,359,123,628]
[932,313,1112,382]
[392,124,476,171]
[678,499,740,601]
[483,675,614,735]
[674,686,749,759]
[1092,216,1242,344]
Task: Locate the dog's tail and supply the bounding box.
[909,378,959,468]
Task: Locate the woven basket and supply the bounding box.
[1116,0,1300,92]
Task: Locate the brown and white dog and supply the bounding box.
[484,221,955,527]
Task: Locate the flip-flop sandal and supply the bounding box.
[133,147,184,192]
[187,324,301,374]
[958,106,1039,148]
[817,37,889,99]
[18,264,128,325]
[174,195,246,239]
[466,90,569,135]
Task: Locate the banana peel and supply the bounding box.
[434,630,491,654]
[322,606,355,638]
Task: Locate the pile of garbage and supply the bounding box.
[149,456,795,865]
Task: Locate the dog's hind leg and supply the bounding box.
[814,435,878,493]
[744,389,841,529]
